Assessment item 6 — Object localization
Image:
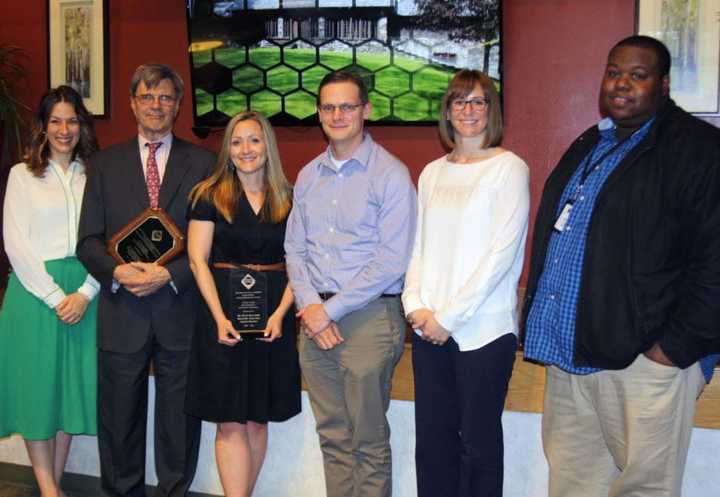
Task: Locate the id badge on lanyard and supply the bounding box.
[552,133,633,234]
[554,201,573,232]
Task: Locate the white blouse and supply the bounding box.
[402,152,530,351]
[3,161,99,308]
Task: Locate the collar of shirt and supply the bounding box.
[47,158,83,176]
[329,155,349,171]
[138,132,173,153]
[597,118,620,149]
[319,133,373,173]
[597,116,614,132]
[599,115,656,141]
[138,132,173,181]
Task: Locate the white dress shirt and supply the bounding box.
[402,152,530,351]
[3,160,100,308]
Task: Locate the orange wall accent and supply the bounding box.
[0,0,636,280]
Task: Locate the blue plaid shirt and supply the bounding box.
[524,117,654,374]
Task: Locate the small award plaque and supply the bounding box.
[228,268,268,336]
[107,208,185,265]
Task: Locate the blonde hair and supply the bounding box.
[189,111,292,224]
[438,69,503,149]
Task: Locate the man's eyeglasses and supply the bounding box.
[450,97,490,112]
[318,102,364,115]
[134,93,177,106]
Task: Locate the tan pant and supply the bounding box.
[299,297,405,497]
[543,354,705,497]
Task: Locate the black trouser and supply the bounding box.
[412,332,516,497]
[97,336,201,497]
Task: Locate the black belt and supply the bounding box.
[318,292,400,301]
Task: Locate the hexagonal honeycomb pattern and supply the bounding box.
[194,88,213,116]
[233,65,263,94]
[192,51,211,68]
[395,93,431,122]
[368,91,391,120]
[194,61,232,95]
[318,40,353,70]
[251,90,282,118]
[284,41,316,71]
[285,90,317,120]
[267,66,299,95]
[217,88,247,117]
[215,47,245,69]
[302,65,330,93]
[249,45,281,70]
[188,4,500,126]
[356,41,390,71]
[375,66,410,98]
[414,66,453,115]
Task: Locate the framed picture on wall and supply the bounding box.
[637,0,720,116]
[48,0,109,117]
[185,0,502,129]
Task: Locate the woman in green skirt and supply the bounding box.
[0,85,99,497]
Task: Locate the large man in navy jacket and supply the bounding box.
[523,36,720,497]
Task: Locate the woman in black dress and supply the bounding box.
[185,111,300,497]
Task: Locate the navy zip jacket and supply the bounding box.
[522,100,720,370]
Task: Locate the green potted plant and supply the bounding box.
[0,44,28,170]
[0,44,28,295]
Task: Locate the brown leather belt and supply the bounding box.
[213,262,286,272]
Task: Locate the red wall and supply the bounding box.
[0,0,636,278]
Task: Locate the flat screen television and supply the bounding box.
[186,0,501,129]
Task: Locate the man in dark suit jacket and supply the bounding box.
[77,64,215,497]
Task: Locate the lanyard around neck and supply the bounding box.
[571,132,635,203]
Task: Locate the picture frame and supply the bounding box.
[637,0,720,116]
[48,0,109,117]
[186,0,502,128]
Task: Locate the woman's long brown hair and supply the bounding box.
[24,85,98,177]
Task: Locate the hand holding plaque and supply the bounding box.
[107,208,185,265]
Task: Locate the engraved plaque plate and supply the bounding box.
[228,268,268,336]
[107,208,184,265]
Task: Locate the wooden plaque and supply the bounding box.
[107,207,185,265]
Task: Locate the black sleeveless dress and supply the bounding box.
[184,196,300,423]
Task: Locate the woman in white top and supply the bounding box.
[0,85,100,497]
[402,69,530,497]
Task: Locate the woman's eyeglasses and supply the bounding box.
[450,97,489,112]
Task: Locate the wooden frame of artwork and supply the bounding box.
[637,0,720,116]
[48,0,109,117]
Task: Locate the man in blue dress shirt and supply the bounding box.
[285,70,417,497]
[523,35,720,497]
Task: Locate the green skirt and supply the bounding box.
[0,257,98,440]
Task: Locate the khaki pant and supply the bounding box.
[299,297,405,497]
[543,354,705,497]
